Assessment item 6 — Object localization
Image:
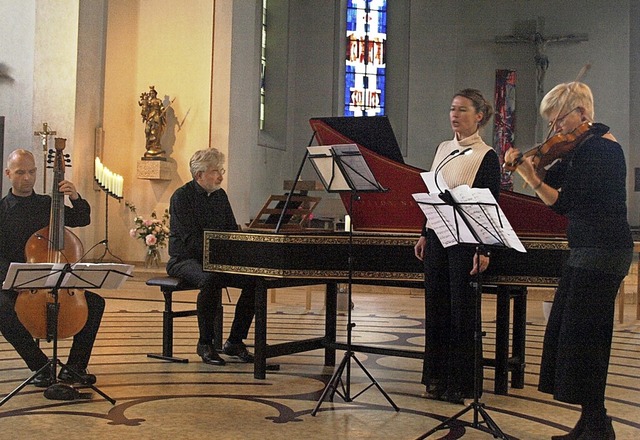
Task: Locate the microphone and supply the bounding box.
[73,239,108,265]
[433,147,473,194]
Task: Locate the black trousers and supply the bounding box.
[538,264,623,405]
[422,229,480,397]
[166,258,255,344]
[0,289,104,371]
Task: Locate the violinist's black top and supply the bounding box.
[545,123,633,251]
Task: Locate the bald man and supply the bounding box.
[0,149,104,388]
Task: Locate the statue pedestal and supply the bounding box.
[136,160,173,180]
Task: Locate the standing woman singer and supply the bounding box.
[414,88,500,404]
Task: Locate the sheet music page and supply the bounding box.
[2,263,55,290]
[412,192,478,247]
[449,186,526,253]
[420,171,448,194]
[331,144,380,191]
[307,146,350,191]
[69,263,134,289]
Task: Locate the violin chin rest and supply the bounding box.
[43,383,80,401]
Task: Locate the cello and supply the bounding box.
[14,138,89,340]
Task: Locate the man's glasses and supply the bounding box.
[214,168,226,175]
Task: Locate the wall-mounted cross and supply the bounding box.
[495,17,588,140]
[34,122,56,193]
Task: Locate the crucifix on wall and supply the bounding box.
[33,122,57,193]
[495,17,588,140]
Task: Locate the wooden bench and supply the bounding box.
[146,276,223,363]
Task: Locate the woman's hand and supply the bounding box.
[505,147,537,184]
[414,236,426,261]
[470,253,489,275]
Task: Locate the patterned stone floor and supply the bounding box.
[0,271,638,439]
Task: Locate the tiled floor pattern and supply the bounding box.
[0,277,638,440]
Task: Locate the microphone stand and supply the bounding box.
[415,154,510,438]
[95,179,124,263]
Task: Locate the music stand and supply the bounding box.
[0,262,132,406]
[308,144,398,416]
[412,182,524,439]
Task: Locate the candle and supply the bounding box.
[95,158,104,184]
[344,215,351,232]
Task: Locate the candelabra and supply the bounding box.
[94,158,124,263]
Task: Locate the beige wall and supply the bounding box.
[103,0,214,262]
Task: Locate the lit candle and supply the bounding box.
[116,175,123,197]
[95,158,104,185]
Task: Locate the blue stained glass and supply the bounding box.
[345,0,386,117]
[377,11,387,33]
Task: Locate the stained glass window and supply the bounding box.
[345,0,387,117]
[259,0,267,130]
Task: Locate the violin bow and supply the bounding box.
[543,63,591,140]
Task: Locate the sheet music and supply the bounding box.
[307,146,350,191]
[69,263,134,289]
[412,192,477,247]
[2,262,134,290]
[331,144,381,191]
[452,186,526,253]
[412,183,526,253]
[420,171,448,195]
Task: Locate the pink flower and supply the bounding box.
[145,234,158,246]
[129,229,137,238]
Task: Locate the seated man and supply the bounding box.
[0,149,104,387]
[167,148,255,366]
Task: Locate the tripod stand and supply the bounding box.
[417,244,507,439]
[0,262,124,406]
[303,144,397,415]
[311,191,398,415]
[95,179,123,263]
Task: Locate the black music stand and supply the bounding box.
[308,144,398,416]
[413,185,523,439]
[0,262,132,406]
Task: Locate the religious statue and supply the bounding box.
[138,86,168,160]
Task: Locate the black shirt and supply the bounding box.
[0,190,91,283]
[167,180,239,264]
[547,124,633,250]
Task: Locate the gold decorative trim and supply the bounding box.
[202,263,421,282]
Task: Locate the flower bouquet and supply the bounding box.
[126,201,170,267]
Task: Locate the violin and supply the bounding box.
[504,63,594,179]
[13,138,89,340]
[503,121,593,179]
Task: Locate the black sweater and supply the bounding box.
[0,191,91,283]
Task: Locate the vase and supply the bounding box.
[144,246,161,268]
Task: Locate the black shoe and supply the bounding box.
[552,416,585,440]
[223,340,254,363]
[577,417,615,440]
[30,370,54,388]
[58,366,97,385]
[197,343,226,366]
[440,390,465,405]
[424,384,446,400]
